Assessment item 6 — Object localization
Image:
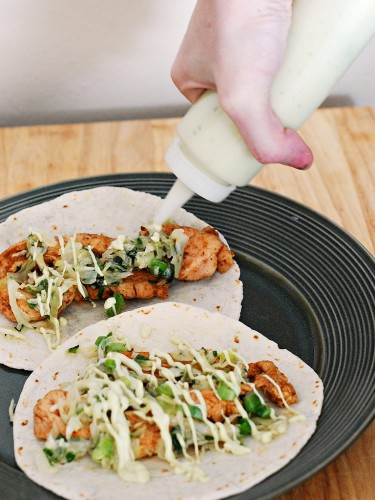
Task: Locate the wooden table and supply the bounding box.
[0,108,374,499]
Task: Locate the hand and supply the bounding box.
[171,0,313,169]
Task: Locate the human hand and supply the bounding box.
[171,0,313,169]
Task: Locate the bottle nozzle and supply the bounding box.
[165,139,236,203]
[153,179,194,224]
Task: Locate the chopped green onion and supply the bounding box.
[135,354,149,363]
[156,383,174,398]
[105,342,127,353]
[148,258,168,274]
[104,359,116,371]
[95,332,112,346]
[256,405,271,419]
[188,404,203,420]
[170,427,182,454]
[43,448,53,459]
[105,293,126,318]
[243,394,262,414]
[67,345,79,354]
[217,381,237,401]
[43,447,61,465]
[43,444,74,466]
[156,399,182,416]
[65,452,76,462]
[97,283,105,300]
[148,259,174,282]
[237,418,252,436]
[91,436,114,462]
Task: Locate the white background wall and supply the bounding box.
[0,0,374,127]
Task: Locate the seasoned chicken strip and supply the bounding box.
[0,241,28,279]
[110,270,169,300]
[162,224,234,280]
[80,270,169,302]
[34,389,160,459]
[44,233,114,265]
[0,234,115,279]
[0,225,234,324]
[190,389,238,422]
[33,391,159,461]
[247,360,297,407]
[125,411,161,459]
[0,280,76,323]
[34,388,238,458]
[34,389,90,440]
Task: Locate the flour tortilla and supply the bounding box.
[14,302,323,500]
[0,187,242,369]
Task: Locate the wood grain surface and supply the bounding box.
[0,107,374,499]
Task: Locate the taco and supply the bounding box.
[13,303,323,500]
[0,187,242,370]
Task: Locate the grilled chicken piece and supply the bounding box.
[83,270,169,301]
[0,234,115,279]
[125,411,161,459]
[34,390,159,459]
[44,233,114,264]
[34,389,91,440]
[110,270,169,299]
[0,225,234,324]
[162,224,234,281]
[0,240,28,279]
[190,389,238,422]
[247,361,297,407]
[0,284,76,323]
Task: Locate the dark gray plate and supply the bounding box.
[0,173,374,500]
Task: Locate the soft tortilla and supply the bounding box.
[14,302,323,500]
[0,187,242,369]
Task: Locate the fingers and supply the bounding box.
[171,1,216,103]
[170,58,213,103]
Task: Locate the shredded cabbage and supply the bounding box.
[42,334,302,484]
[6,226,187,349]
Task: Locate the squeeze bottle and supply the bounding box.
[155,0,375,222]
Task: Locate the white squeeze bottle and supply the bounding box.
[155,0,375,222]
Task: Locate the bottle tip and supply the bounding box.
[153,179,195,224]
